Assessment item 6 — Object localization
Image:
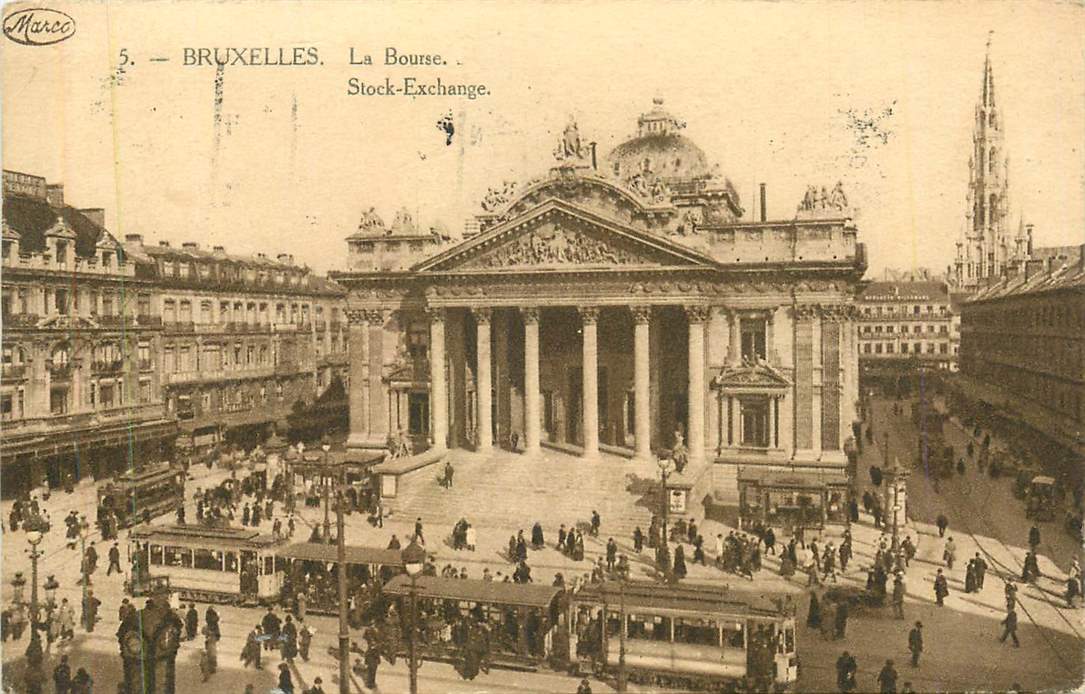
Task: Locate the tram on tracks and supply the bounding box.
[277,542,408,618]
[570,581,798,692]
[98,463,186,529]
[127,525,284,605]
[379,575,798,691]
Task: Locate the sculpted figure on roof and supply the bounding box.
[358,206,385,232]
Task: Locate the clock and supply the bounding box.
[122,631,145,658]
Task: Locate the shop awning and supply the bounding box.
[737,467,848,489]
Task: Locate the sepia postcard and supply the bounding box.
[1,2,1082,693]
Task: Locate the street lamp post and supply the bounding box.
[656,455,674,577]
[43,575,59,611]
[334,463,350,694]
[617,577,627,693]
[322,442,332,544]
[26,531,43,630]
[402,540,426,694]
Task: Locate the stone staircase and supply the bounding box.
[389,448,660,540]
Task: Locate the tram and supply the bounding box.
[98,463,186,528]
[277,542,408,618]
[127,525,284,605]
[569,582,798,691]
[381,574,567,671]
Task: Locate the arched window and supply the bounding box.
[989,148,997,174]
[989,194,998,220]
[51,343,70,366]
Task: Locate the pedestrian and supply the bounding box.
[281,614,298,662]
[836,650,858,692]
[877,659,898,693]
[936,514,948,538]
[943,537,956,569]
[1021,550,1040,583]
[934,569,949,607]
[185,603,199,640]
[901,536,915,567]
[261,606,281,653]
[58,599,75,640]
[298,622,312,661]
[364,642,381,688]
[590,510,601,537]
[965,558,977,593]
[999,608,1020,647]
[908,621,923,667]
[308,676,326,694]
[204,629,218,675]
[1028,525,1041,550]
[606,538,617,572]
[81,589,100,632]
[242,503,251,526]
[577,678,593,694]
[632,526,643,553]
[834,600,849,639]
[107,543,122,576]
[414,517,425,544]
[278,663,294,693]
[387,534,400,550]
[205,605,220,641]
[892,574,906,619]
[807,591,822,629]
[673,544,687,580]
[52,654,71,694]
[974,553,988,589]
[242,625,262,669]
[70,668,92,694]
[199,645,215,682]
[531,522,544,549]
[1005,580,1018,612]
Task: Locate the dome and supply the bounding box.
[604,99,713,181]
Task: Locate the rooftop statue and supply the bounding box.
[480,180,517,213]
[358,206,385,232]
[554,117,586,161]
[798,181,849,214]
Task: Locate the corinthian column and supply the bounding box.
[472,308,493,453]
[686,306,710,467]
[345,309,370,449]
[428,307,448,452]
[579,306,600,458]
[631,306,652,462]
[521,308,541,455]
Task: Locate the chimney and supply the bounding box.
[124,233,143,245]
[80,208,105,227]
[288,254,294,265]
[256,252,267,260]
[158,240,171,248]
[46,183,64,207]
[212,245,226,258]
[1025,224,1034,255]
[1024,259,1043,281]
[759,183,767,222]
[181,241,199,251]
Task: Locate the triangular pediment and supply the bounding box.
[712,362,791,391]
[415,198,716,273]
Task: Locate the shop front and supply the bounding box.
[738,467,849,534]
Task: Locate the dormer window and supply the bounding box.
[55,241,68,265]
[102,252,112,268]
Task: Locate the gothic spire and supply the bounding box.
[982,31,996,109]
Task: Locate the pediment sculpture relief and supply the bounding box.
[464,224,648,269]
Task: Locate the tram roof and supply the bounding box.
[277,542,406,566]
[383,575,563,609]
[130,524,280,547]
[111,463,182,485]
[576,581,794,617]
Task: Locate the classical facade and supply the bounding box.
[952,40,1031,291]
[856,281,958,391]
[1,170,348,495]
[956,244,1085,467]
[333,102,865,515]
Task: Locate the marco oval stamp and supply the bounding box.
[3,7,76,46]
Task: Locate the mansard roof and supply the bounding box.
[2,192,118,259]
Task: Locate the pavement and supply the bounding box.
[3,400,1083,693]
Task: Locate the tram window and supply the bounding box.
[149,545,164,566]
[783,626,795,653]
[722,624,745,648]
[264,556,274,575]
[225,552,238,572]
[628,614,671,642]
[194,549,224,571]
[674,618,721,647]
[605,610,622,637]
[164,546,193,568]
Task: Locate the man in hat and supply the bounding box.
[908,622,923,667]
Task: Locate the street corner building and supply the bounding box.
[331,101,867,530]
[1,170,350,497]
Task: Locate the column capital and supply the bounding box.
[345,309,368,325]
[629,305,652,325]
[684,305,711,324]
[424,306,445,324]
[519,307,540,324]
[470,307,492,324]
[577,306,599,324]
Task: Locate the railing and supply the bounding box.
[3,402,168,436]
[163,321,195,333]
[137,315,163,327]
[48,364,72,380]
[138,359,155,372]
[92,359,126,373]
[2,314,41,329]
[166,365,275,384]
[1,364,28,380]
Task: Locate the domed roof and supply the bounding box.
[604,99,712,181]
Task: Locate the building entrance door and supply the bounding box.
[408,393,429,437]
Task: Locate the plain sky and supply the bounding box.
[2,1,1083,276]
